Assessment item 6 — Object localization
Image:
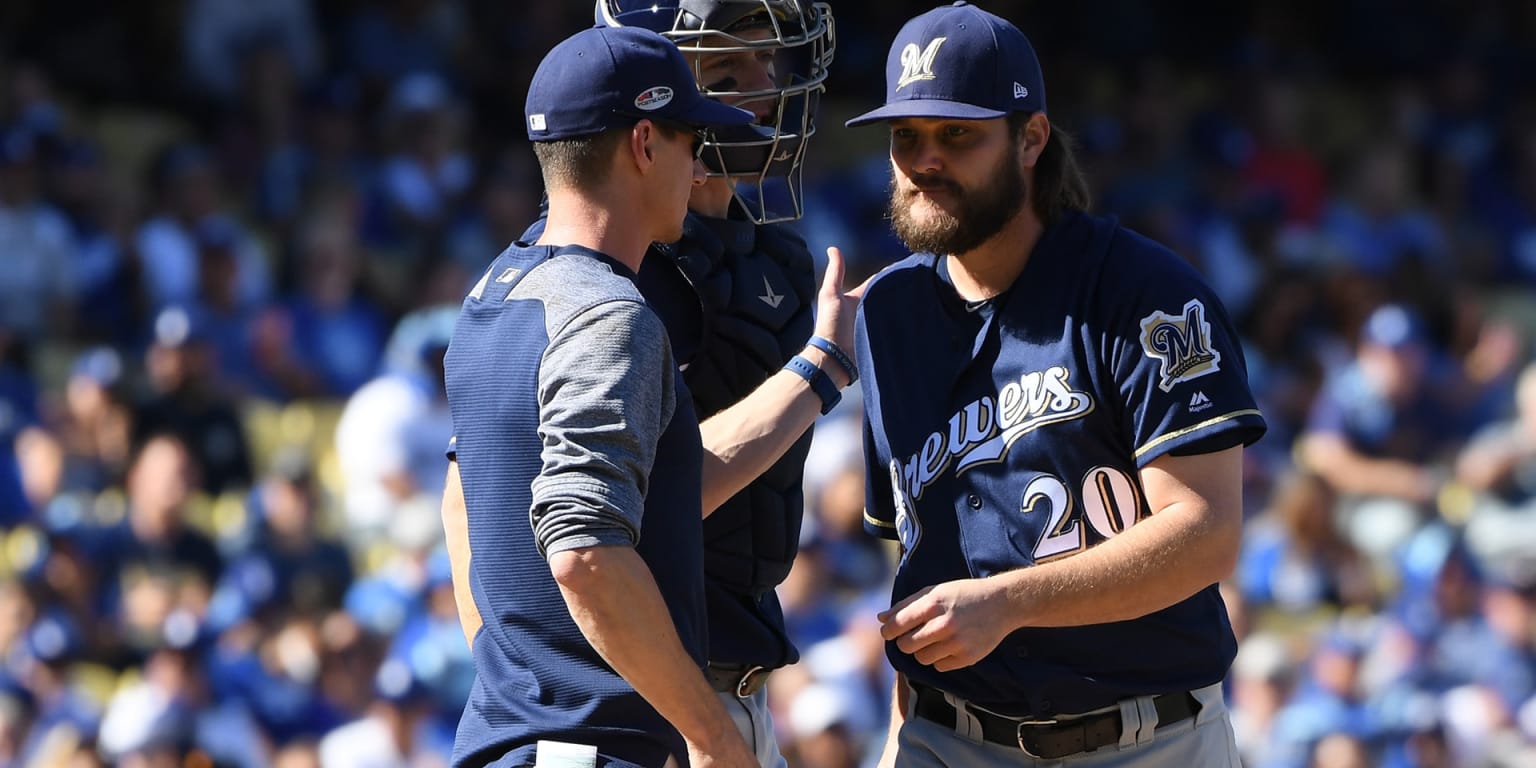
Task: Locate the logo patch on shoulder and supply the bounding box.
[1139,299,1222,393]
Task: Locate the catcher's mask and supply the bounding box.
[596,0,835,223]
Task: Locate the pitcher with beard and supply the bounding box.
[846,4,1267,767]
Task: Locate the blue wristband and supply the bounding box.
[783,355,841,415]
[806,336,857,385]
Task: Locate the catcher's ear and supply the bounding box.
[1019,113,1050,168]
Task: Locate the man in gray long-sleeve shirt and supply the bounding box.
[440,23,863,768]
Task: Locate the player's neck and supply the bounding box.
[945,206,1044,302]
[538,190,653,273]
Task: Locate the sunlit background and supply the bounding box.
[0,1,1534,766]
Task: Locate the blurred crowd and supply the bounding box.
[0,0,1534,766]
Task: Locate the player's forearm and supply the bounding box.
[994,449,1243,627]
[1455,439,1526,492]
[697,344,847,515]
[876,673,908,768]
[550,546,748,757]
[440,462,484,647]
[1299,434,1436,501]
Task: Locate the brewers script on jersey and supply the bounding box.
[857,209,1267,719]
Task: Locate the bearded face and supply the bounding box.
[887,136,1026,256]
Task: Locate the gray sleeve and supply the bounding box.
[529,298,677,559]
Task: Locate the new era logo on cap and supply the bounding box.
[847,1,1046,127]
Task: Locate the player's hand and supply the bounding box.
[877,578,1016,672]
[811,246,872,384]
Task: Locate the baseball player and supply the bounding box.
[443,14,861,768]
[846,3,1267,766]
[443,25,788,768]
[448,3,839,766]
[592,3,836,766]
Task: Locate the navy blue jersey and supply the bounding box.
[523,208,816,670]
[857,210,1266,719]
[446,243,705,768]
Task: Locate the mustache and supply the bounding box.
[903,174,961,196]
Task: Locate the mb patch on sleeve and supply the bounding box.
[1138,299,1222,393]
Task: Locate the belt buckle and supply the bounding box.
[735,665,767,699]
[1014,717,1058,760]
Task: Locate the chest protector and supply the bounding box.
[638,213,816,596]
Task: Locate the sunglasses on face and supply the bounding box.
[653,118,710,160]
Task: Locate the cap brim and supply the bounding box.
[845,99,1009,127]
[674,96,756,128]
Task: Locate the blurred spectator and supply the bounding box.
[443,153,539,274]
[132,305,254,495]
[316,658,441,768]
[1319,143,1449,279]
[135,142,271,312]
[51,347,134,495]
[95,434,223,658]
[333,305,454,548]
[365,72,473,256]
[1307,731,1371,768]
[13,611,102,767]
[0,331,39,525]
[1458,360,1536,574]
[46,138,141,346]
[1237,470,1377,613]
[382,550,470,717]
[97,642,265,768]
[211,450,353,630]
[0,126,76,341]
[182,0,322,105]
[1468,107,1536,284]
[1229,632,1295,768]
[785,682,863,768]
[208,614,349,744]
[1241,76,1328,227]
[1269,626,1380,768]
[341,0,465,91]
[1296,303,1476,558]
[255,76,373,238]
[262,216,387,399]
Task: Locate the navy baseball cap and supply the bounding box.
[846,1,1045,127]
[525,25,753,142]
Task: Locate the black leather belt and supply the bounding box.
[706,663,772,698]
[910,682,1201,760]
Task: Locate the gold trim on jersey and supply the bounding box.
[864,509,897,529]
[1133,409,1263,460]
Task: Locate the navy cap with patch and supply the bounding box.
[847,1,1045,127]
[525,25,754,142]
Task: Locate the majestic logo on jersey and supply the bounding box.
[894,366,1094,503]
[1139,299,1222,393]
[896,38,947,90]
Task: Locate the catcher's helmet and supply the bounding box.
[596,0,835,223]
